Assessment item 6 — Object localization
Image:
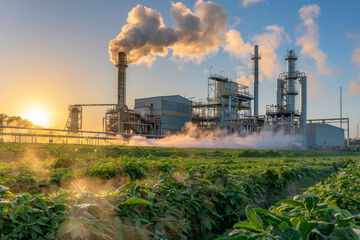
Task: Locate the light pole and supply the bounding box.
[220,70,224,76]
[209,66,213,77]
[357,119,359,144]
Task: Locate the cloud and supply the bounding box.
[296,4,332,76]
[347,81,360,96]
[224,25,286,80]
[109,0,227,66]
[228,16,241,29]
[352,47,360,66]
[223,29,253,65]
[235,66,252,86]
[242,0,265,8]
[345,31,359,41]
[252,25,285,79]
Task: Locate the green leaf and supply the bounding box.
[248,233,270,240]
[30,225,43,234]
[298,219,318,238]
[330,227,358,240]
[233,222,263,233]
[245,206,263,231]
[284,227,301,240]
[203,216,212,231]
[120,197,151,206]
[277,199,305,208]
[216,235,249,240]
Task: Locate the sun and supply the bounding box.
[25,108,49,127]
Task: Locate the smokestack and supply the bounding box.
[116,52,128,109]
[252,45,261,116]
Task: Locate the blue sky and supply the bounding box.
[0,0,359,137]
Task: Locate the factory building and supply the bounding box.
[63,47,349,149]
[306,124,344,150]
[134,95,192,135]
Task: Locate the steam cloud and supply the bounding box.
[127,123,303,150]
[109,0,227,66]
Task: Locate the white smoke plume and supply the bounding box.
[109,0,286,82]
[296,4,332,76]
[127,122,303,150]
[109,0,227,66]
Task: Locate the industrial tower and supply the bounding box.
[266,50,307,142]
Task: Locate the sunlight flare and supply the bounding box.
[24,108,49,127]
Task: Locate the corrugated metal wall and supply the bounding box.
[306,123,344,149]
[135,95,192,134]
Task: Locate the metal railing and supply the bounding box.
[0,125,164,145]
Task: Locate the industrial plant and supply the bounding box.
[61,45,348,150]
[0,45,349,150]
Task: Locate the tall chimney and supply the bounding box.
[251,45,261,116]
[116,52,128,109]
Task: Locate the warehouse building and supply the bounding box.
[306,123,344,150]
[134,95,192,135]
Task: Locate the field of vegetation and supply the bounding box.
[0,143,359,239]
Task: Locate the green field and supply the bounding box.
[0,143,359,239]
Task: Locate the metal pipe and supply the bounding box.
[347,120,350,147]
[276,79,282,109]
[300,76,307,145]
[340,86,342,128]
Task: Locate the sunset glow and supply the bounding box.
[25,108,49,127]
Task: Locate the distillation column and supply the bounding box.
[285,50,298,112]
[252,45,261,116]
